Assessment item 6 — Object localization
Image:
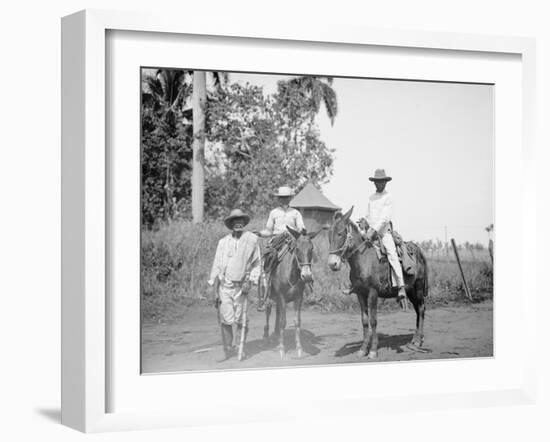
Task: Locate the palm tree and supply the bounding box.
[143,69,190,219]
[191,71,206,223]
[145,69,227,223]
[278,76,338,125]
[191,71,227,223]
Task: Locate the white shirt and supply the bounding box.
[208,231,261,285]
[366,190,393,235]
[263,207,306,235]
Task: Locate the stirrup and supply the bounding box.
[257,300,267,312]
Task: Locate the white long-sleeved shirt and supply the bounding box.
[262,207,306,236]
[366,190,394,235]
[208,231,261,286]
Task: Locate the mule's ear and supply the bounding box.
[308,229,322,240]
[286,225,301,239]
[342,206,354,221]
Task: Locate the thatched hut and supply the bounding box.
[290,183,340,231]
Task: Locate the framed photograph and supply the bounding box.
[61,9,536,433]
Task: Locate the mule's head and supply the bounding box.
[328,206,354,271]
[286,226,320,283]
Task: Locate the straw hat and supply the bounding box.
[368,169,392,182]
[224,209,250,229]
[273,186,295,197]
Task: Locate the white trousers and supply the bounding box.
[218,280,248,326]
[381,232,404,287]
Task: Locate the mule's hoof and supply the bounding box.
[367,351,378,359]
[296,348,303,359]
[357,349,367,358]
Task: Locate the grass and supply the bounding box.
[142,219,493,323]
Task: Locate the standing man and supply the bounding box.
[208,208,261,361]
[256,186,306,310]
[363,169,407,303]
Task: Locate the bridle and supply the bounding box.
[286,240,313,288]
[329,222,370,261]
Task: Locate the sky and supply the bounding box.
[229,72,494,245]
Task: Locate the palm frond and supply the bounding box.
[320,82,338,125]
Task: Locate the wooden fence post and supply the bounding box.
[451,238,473,301]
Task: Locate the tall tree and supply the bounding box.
[192,72,206,223]
[206,81,336,217]
[142,69,192,224]
[277,76,338,125]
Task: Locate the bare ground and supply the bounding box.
[141,300,493,373]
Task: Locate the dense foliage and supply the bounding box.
[205,82,334,219]
[141,71,193,227]
[141,71,337,226]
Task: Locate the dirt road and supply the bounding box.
[141,301,493,373]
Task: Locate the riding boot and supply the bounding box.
[397,286,406,301]
[221,323,234,360]
[397,286,408,310]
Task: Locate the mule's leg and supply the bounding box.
[294,294,303,358]
[367,288,379,358]
[411,284,426,347]
[356,292,371,358]
[263,301,272,339]
[278,296,287,359]
[273,296,281,337]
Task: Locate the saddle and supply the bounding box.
[262,232,295,275]
[371,230,416,277]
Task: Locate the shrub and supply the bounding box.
[141,219,493,322]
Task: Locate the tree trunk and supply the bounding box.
[192,71,206,223]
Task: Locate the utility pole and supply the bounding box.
[444,225,448,258]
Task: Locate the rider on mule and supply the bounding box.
[208,209,261,360]
[256,186,306,311]
[344,169,406,303]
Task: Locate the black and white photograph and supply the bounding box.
[140,68,494,373]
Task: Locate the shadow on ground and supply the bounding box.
[246,328,322,358]
[35,408,61,423]
[334,333,414,357]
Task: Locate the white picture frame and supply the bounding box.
[61,9,536,433]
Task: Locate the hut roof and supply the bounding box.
[290,183,340,211]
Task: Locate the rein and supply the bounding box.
[329,223,371,261]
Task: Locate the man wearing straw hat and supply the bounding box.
[208,209,261,360]
[362,169,407,303]
[260,186,306,237]
[256,186,306,311]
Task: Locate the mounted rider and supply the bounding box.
[256,186,306,311]
[208,209,262,361]
[342,169,407,302]
[361,169,407,302]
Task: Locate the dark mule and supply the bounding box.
[327,207,428,358]
[263,226,320,358]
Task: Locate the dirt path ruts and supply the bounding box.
[141,301,493,373]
